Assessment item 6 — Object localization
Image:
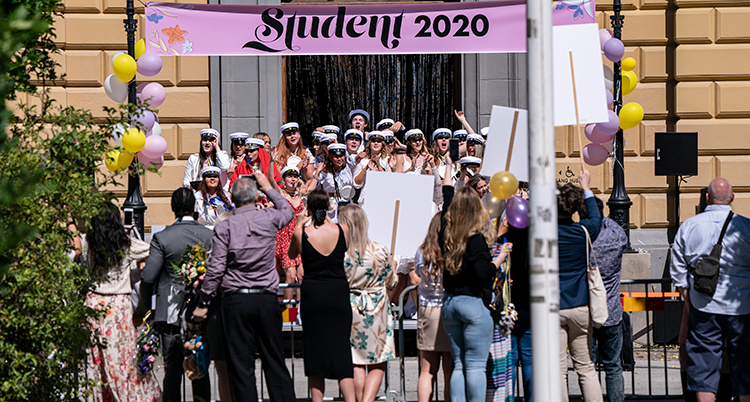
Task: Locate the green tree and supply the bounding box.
[0,1,139,400]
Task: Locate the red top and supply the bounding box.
[228,148,282,190]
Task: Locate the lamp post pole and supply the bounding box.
[121,0,147,237]
[607,0,633,251]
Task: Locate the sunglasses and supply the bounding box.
[384,138,394,144]
[454,134,468,141]
[468,139,483,145]
[232,139,246,145]
[201,135,216,142]
[369,138,384,143]
[282,127,299,135]
[434,133,451,140]
[203,173,220,179]
[408,135,424,142]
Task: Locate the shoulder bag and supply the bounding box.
[582,226,608,328]
[692,211,733,297]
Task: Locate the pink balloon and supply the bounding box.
[137,153,164,170]
[585,124,614,144]
[140,135,167,159]
[599,29,613,51]
[136,82,148,97]
[596,110,620,135]
[505,195,529,229]
[583,144,610,166]
[137,53,163,77]
[131,108,155,131]
[603,38,625,63]
[140,82,166,108]
[605,88,614,109]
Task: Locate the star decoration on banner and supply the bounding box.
[161,25,187,45]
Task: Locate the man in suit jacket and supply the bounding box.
[141,188,213,402]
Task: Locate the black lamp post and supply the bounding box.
[121,0,147,236]
[607,0,633,251]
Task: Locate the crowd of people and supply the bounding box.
[76,106,749,402]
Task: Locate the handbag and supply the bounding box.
[692,211,733,297]
[582,226,608,328]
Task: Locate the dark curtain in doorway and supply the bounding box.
[286,54,456,146]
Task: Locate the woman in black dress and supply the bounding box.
[289,188,356,402]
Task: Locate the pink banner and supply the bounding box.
[144,1,595,56]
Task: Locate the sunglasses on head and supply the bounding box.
[203,173,220,179]
[282,127,299,135]
[232,139,246,145]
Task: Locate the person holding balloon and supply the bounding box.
[439,155,513,402]
[183,128,231,190]
[557,168,603,402]
[194,166,234,230]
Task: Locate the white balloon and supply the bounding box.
[104,74,128,103]
[604,77,613,92]
[111,52,126,65]
[112,123,128,146]
[148,121,162,137]
[602,139,614,154]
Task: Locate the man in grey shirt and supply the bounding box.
[194,172,296,402]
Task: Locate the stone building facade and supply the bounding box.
[43,0,750,249]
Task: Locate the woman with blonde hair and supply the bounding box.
[415,213,452,402]
[439,156,512,402]
[352,131,395,205]
[274,123,315,181]
[338,204,397,402]
[403,129,435,174]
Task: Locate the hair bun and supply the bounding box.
[314,209,327,221]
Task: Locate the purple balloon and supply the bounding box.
[585,123,614,144]
[596,110,620,136]
[605,88,614,109]
[603,38,625,63]
[137,53,163,77]
[140,83,166,108]
[136,82,148,97]
[506,195,529,229]
[131,108,156,131]
[140,134,168,159]
[583,143,610,166]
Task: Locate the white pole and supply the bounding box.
[527,0,562,400]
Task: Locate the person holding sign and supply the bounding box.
[439,155,512,402]
[352,131,394,205]
[288,189,356,402]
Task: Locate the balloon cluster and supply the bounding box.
[482,171,529,229]
[583,30,645,166]
[104,39,167,172]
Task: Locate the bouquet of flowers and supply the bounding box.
[171,243,208,294]
[136,315,160,374]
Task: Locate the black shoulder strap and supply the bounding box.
[710,211,734,258]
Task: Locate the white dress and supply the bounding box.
[182,151,231,189]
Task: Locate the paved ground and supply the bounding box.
[152,346,684,402]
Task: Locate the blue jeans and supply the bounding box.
[511,311,532,402]
[593,322,624,402]
[442,294,494,402]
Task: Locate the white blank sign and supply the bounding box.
[482,106,528,182]
[553,23,609,127]
[362,171,434,258]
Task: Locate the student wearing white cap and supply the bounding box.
[348,110,370,133]
[307,143,355,223]
[344,129,365,172]
[466,134,485,159]
[403,129,435,174]
[253,132,273,154]
[375,118,406,137]
[274,122,315,182]
[183,128,231,190]
[352,131,393,205]
[194,166,234,230]
[228,137,282,191]
[274,165,305,306]
[480,127,489,139]
[382,130,396,157]
[228,132,249,177]
[456,156,483,192]
[314,132,338,166]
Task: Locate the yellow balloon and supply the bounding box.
[135,39,146,60]
[122,128,146,153]
[622,70,638,96]
[619,102,644,130]
[489,171,519,200]
[113,54,137,82]
[119,150,134,169]
[621,57,636,72]
[105,149,122,172]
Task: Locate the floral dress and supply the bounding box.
[345,242,398,364]
[275,198,305,270]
